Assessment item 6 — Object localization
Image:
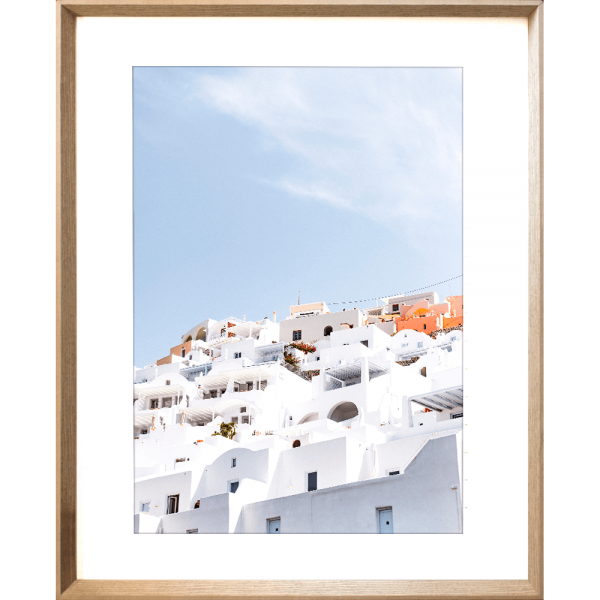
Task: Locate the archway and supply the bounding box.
[324,326,333,336]
[298,412,318,425]
[328,401,359,423]
[292,439,301,448]
[195,327,206,341]
[184,335,192,343]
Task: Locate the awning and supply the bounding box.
[198,364,276,389]
[396,348,428,359]
[134,412,159,429]
[227,321,268,338]
[324,360,386,382]
[408,385,463,412]
[183,407,221,423]
[133,384,188,400]
[213,398,262,415]
[207,334,244,348]
[255,342,284,356]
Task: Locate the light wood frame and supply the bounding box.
[57,1,543,597]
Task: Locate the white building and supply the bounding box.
[279,301,365,344]
[134,306,463,534]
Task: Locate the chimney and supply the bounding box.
[273,310,277,323]
[243,315,246,322]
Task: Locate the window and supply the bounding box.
[210,390,217,398]
[307,471,317,492]
[292,439,301,448]
[231,417,238,424]
[234,352,242,359]
[392,304,399,312]
[166,494,179,515]
[242,416,250,424]
[377,507,393,533]
[324,326,333,336]
[267,518,281,533]
[186,529,198,534]
[231,457,236,468]
[361,340,369,347]
[166,380,171,386]
[141,502,150,513]
[163,398,172,408]
[181,348,186,357]
[240,407,246,413]
[423,324,426,330]
[150,399,159,409]
[247,382,253,391]
[421,367,427,377]
[141,429,148,435]
[451,412,463,419]
[293,330,302,341]
[229,480,239,493]
[388,470,400,476]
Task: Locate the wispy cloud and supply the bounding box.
[192,68,461,231]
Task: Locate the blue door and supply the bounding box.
[378,508,393,533]
[268,518,281,534]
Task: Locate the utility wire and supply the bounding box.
[327,275,463,306]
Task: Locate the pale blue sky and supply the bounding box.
[133,67,462,367]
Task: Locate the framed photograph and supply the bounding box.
[57,1,543,598]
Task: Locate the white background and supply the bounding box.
[78,15,529,582]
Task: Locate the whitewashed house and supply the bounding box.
[134,304,463,534]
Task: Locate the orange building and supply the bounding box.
[169,340,192,358]
[441,315,463,329]
[446,295,463,318]
[394,314,441,334]
[156,340,193,366]
[392,294,463,336]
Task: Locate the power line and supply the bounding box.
[327,275,463,306]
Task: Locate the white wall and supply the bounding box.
[279,309,363,344]
[267,436,353,499]
[242,435,461,533]
[134,361,183,383]
[196,446,271,499]
[134,468,199,517]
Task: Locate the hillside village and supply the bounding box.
[134,291,464,534]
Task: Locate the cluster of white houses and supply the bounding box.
[134,292,463,534]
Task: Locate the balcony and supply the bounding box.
[323,360,387,391]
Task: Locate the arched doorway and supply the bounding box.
[324,326,333,336]
[328,402,359,423]
[298,412,318,425]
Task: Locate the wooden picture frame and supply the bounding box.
[57,1,543,597]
